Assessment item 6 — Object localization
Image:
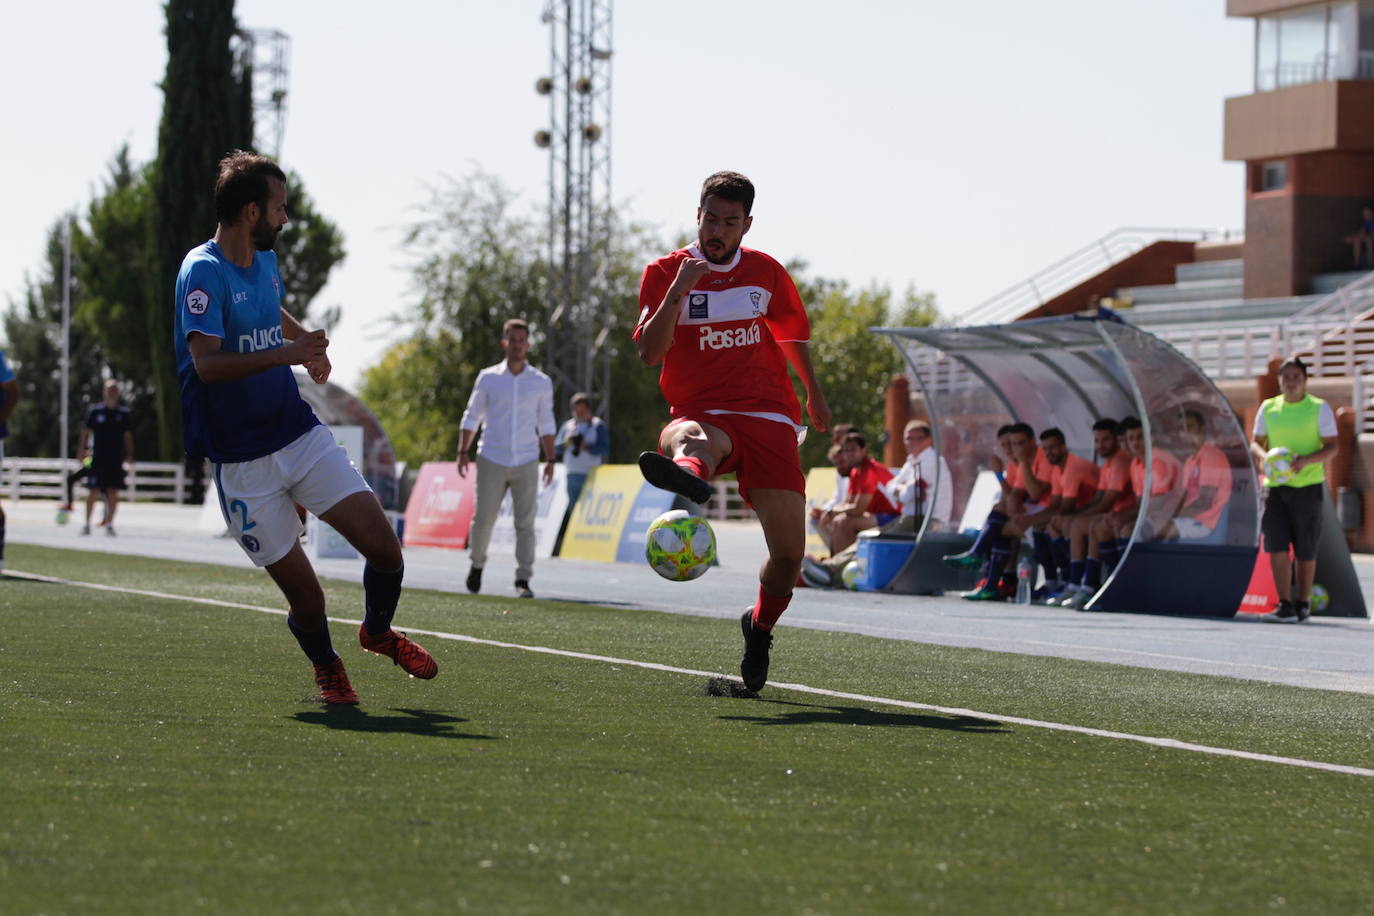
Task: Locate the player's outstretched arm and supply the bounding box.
[187,328,328,384]
[778,340,830,433]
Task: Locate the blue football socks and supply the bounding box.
[362,562,405,636]
[288,616,337,666]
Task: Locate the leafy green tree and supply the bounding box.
[72,147,161,456]
[146,0,254,459]
[793,269,940,469]
[3,218,106,458]
[360,173,668,469]
[276,171,345,331]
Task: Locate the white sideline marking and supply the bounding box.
[12,568,1374,780]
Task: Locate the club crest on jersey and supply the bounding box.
[185,288,209,315]
[688,293,709,319]
[749,291,762,314]
[241,534,260,552]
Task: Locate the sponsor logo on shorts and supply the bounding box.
[698,322,762,351]
[185,288,209,315]
[688,293,709,319]
[241,534,261,552]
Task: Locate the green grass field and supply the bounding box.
[3,543,1373,914]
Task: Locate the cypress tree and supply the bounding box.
[147,0,253,459]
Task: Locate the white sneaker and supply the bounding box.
[1067,586,1095,610]
[106,526,116,537]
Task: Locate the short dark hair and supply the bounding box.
[1278,356,1309,377]
[700,171,755,215]
[215,150,286,225]
[996,424,1015,438]
[502,318,529,338]
[1008,422,1034,438]
[570,391,591,408]
[1091,418,1119,434]
[842,431,868,451]
[831,423,859,444]
[1039,427,1065,444]
[1118,416,1143,432]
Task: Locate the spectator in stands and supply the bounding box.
[77,380,134,537]
[1343,205,1374,269]
[1251,356,1338,623]
[995,427,1099,603]
[554,392,609,508]
[1159,408,1233,542]
[1045,418,1132,607]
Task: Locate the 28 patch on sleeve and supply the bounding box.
[185,288,209,315]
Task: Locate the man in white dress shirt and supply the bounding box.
[887,420,953,530]
[457,318,558,598]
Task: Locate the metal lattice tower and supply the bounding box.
[536,0,613,421]
[241,28,291,158]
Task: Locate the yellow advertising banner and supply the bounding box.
[804,466,838,554]
[559,465,651,563]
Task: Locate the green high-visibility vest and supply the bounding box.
[1259,393,1327,488]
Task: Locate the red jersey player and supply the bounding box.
[634,171,831,693]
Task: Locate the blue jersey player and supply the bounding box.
[174,151,436,704]
[0,348,17,571]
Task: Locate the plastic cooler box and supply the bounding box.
[853,535,913,591]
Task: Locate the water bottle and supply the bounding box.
[1015,555,1034,605]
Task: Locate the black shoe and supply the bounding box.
[515,579,534,599]
[1261,600,1299,624]
[739,610,772,693]
[466,566,483,594]
[800,555,834,589]
[1294,600,1311,622]
[638,451,711,505]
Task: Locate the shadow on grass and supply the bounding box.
[719,697,1008,733]
[291,706,499,741]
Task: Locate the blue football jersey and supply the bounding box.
[173,241,319,462]
[0,348,13,439]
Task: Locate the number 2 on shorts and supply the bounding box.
[228,498,257,531]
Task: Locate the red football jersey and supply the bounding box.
[635,244,810,422]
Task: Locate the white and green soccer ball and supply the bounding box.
[841,559,862,591]
[644,510,716,582]
[1310,583,1330,614]
[1264,447,1295,485]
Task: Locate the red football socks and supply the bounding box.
[675,455,709,480]
[751,584,792,632]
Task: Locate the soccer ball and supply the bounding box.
[56,507,70,526]
[1310,583,1330,614]
[841,560,862,590]
[1264,447,1295,485]
[644,510,716,582]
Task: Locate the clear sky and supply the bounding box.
[2,1,1254,390]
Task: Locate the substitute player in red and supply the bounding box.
[635,171,830,693]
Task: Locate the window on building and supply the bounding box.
[1254,1,1374,90]
[1260,160,1288,192]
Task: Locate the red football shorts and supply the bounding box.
[664,412,805,506]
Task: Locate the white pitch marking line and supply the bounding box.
[11,569,1374,780]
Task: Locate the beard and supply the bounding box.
[700,237,738,265]
[251,214,282,251]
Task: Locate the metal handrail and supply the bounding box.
[957,226,1238,327]
[1280,269,1374,355]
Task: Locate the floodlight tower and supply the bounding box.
[241,28,291,158]
[535,0,613,421]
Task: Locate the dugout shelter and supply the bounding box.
[873,314,1261,617]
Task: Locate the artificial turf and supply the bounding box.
[2,543,1372,914]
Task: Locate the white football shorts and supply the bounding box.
[214,425,371,567]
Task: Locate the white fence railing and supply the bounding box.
[1,458,191,504]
